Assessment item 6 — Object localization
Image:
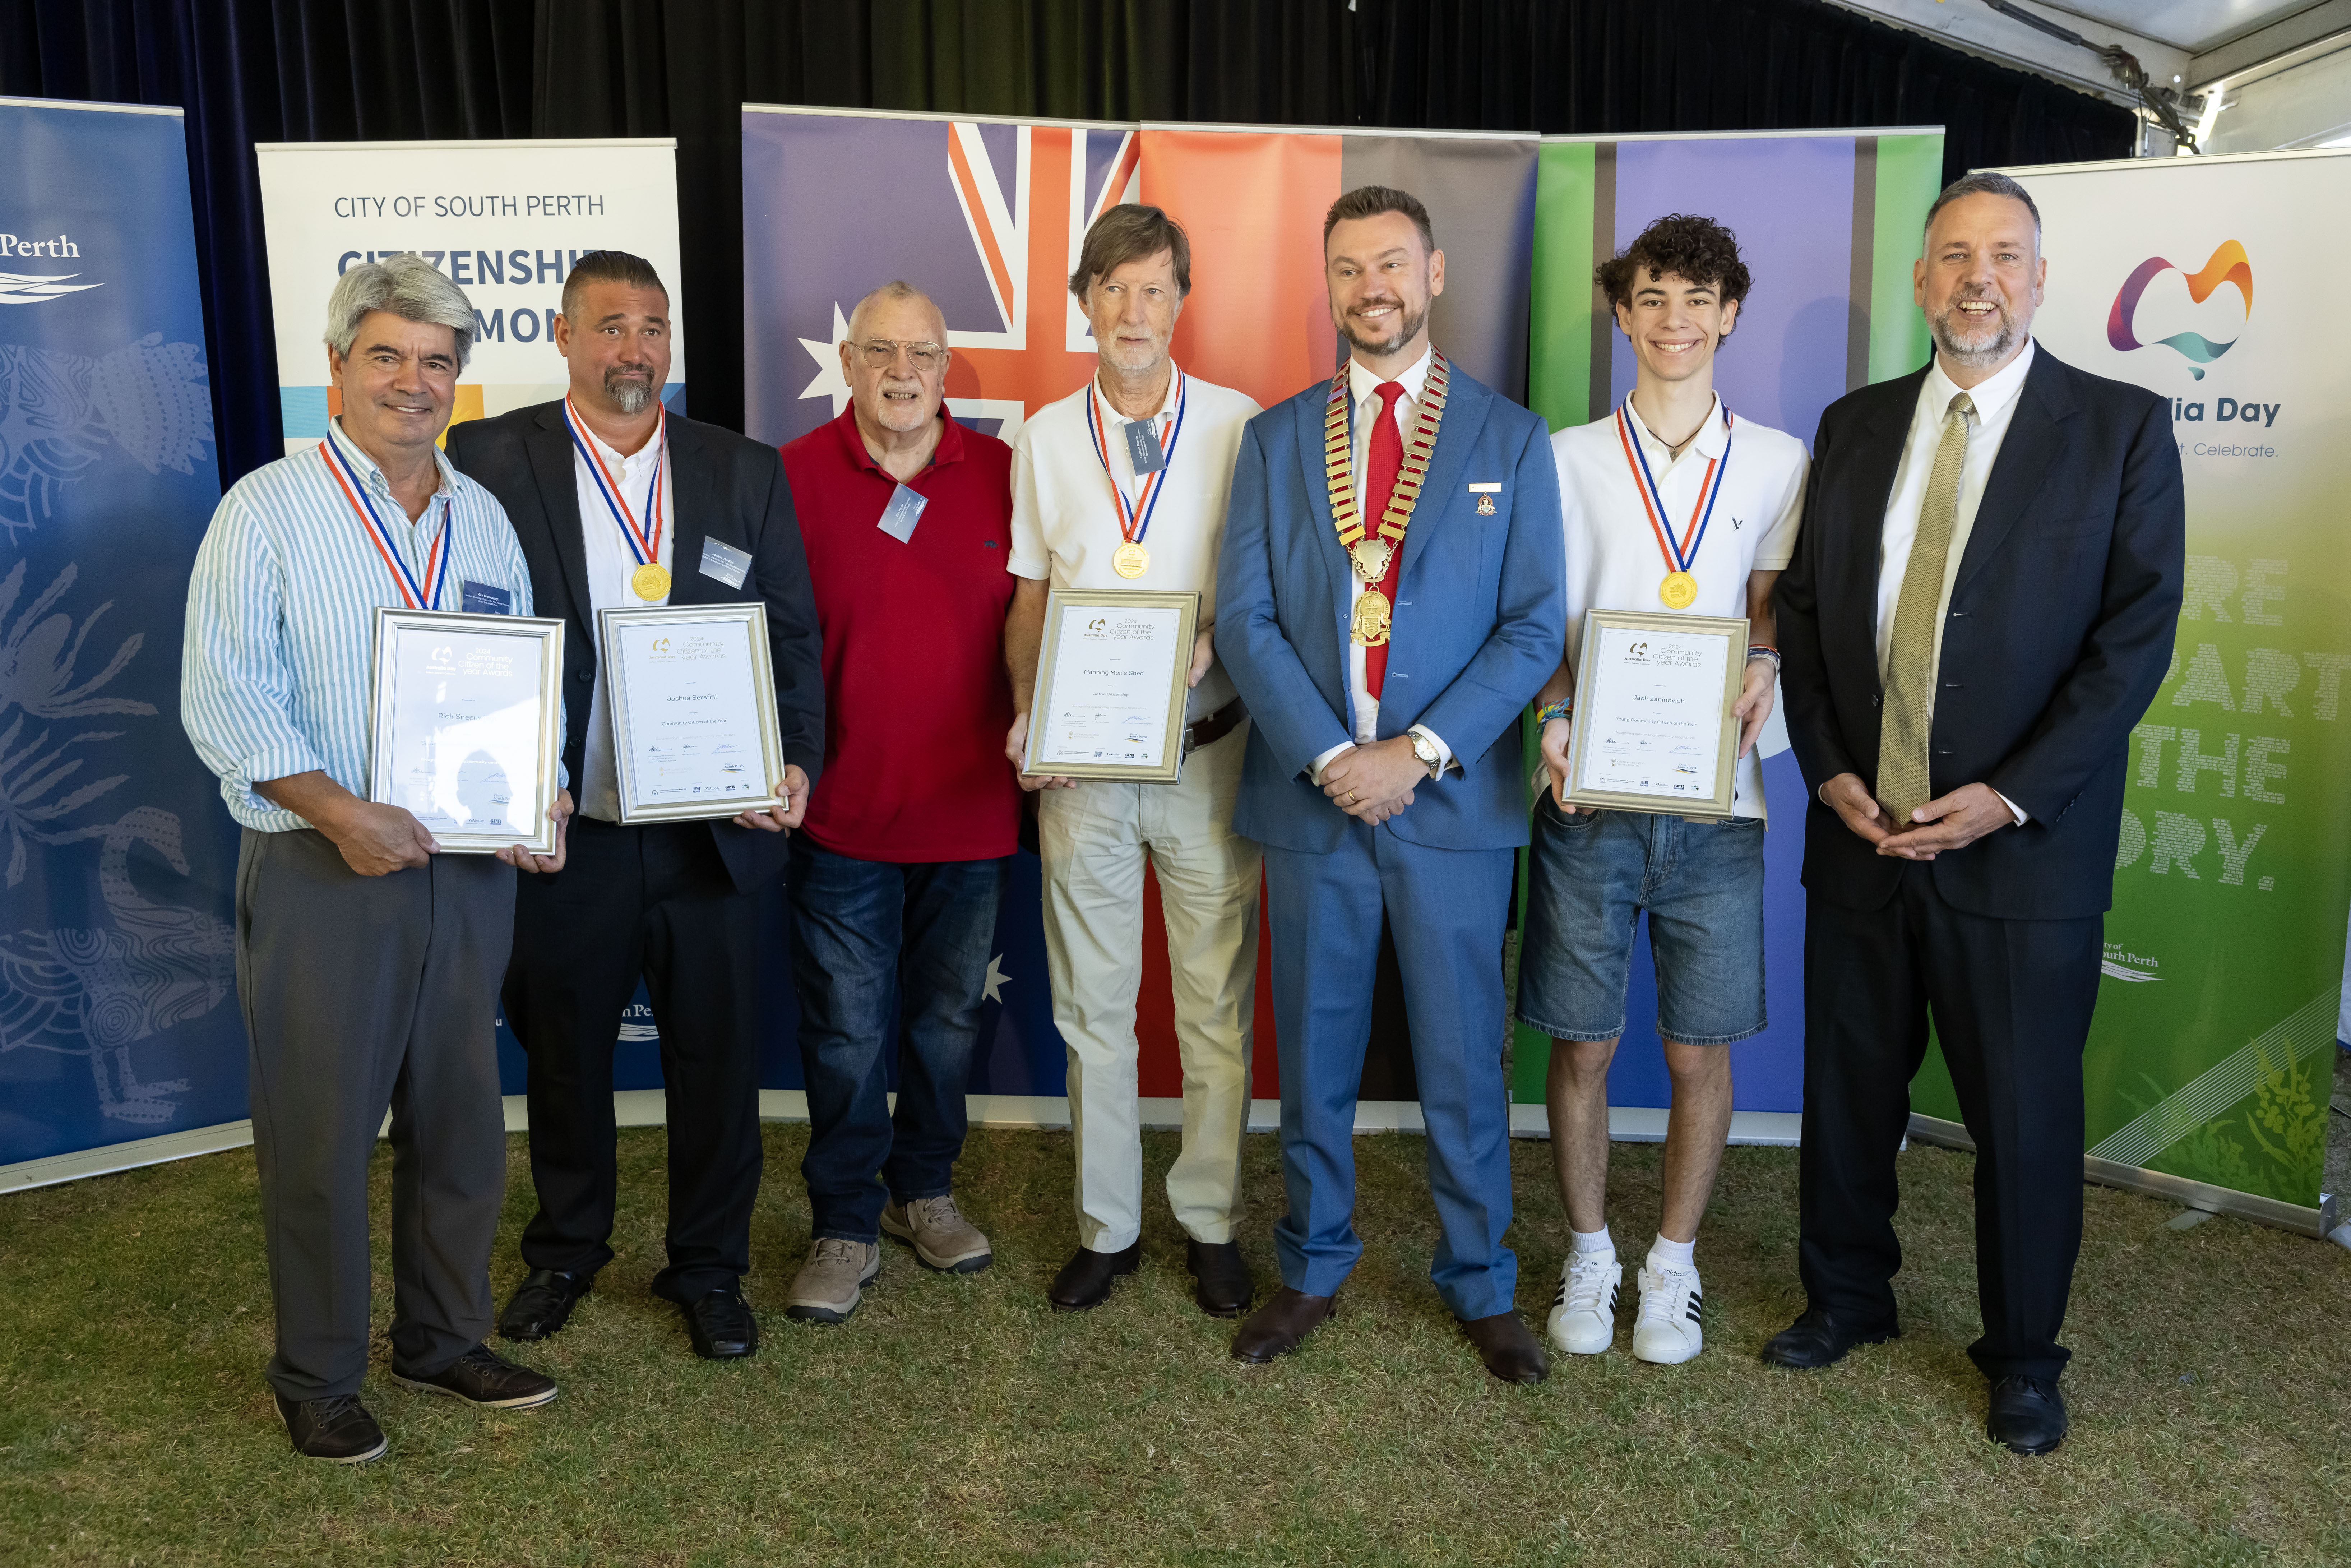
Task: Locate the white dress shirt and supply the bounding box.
[574,414,676,822]
[1875,339,2036,823]
[1309,347,1454,785]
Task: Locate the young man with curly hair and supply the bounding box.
[1520,214,1808,1366]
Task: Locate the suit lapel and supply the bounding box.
[1290,384,1355,633]
[665,417,716,604]
[527,404,595,621]
[1953,350,2076,596]
[1396,370,1484,588]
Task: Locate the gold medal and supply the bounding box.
[1351,587,1393,647]
[632,562,672,600]
[1112,541,1150,579]
[1658,570,1698,609]
[1349,540,1393,582]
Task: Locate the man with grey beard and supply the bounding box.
[445,251,825,1363]
[1769,173,2183,1454]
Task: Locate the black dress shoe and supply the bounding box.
[390,1343,559,1409]
[1759,1305,1899,1369]
[498,1268,591,1342]
[1047,1241,1140,1312]
[1230,1286,1335,1363]
[275,1392,388,1464]
[681,1286,760,1359]
[1185,1240,1256,1318]
[1986,1375,2068,1455]
[1462,1312,1549,1383]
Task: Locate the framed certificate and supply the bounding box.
[1021,588,1200,784]
[1562,609,1749,819]
[367,607,564,854]
[598,602,788,822]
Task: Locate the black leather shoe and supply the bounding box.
[1047,1241,1140,1311]
[1759,1305,1899,1369]
[1230,1286,1335,1363]
[1462,1312,1549,1383]
[681,1286,760,1359]
[275,1392,388,1464]
[1185,1240,1256,1318]
[390,1343,558,1409]
[1986,1375,2068,1455]
[498,1268,590,1342]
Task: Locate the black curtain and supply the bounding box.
[3,0,2133,486]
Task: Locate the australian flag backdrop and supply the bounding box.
[0,98,236,1183]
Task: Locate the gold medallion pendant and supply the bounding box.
[1351,587,1393,647]
[1112,541,1150,579]
[1349,540,1393,582]
[632,562,673,600]
[1658,570,1698,610]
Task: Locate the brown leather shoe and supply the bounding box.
[1462,1312,1549,1383]
[1230,1286,1334,1363]
[1047,1241,1140,1311]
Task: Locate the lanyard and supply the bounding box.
[1083,369,1188,545]
[319,430,448,610]
[1615,401,1734,577]
[564,396,666,568]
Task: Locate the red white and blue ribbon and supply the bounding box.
[1615,399,1735,578]
[1084,367,1188,547]
[563,395,666,570]
[319,426,449,610]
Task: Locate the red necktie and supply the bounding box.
[1364,380,1406,699]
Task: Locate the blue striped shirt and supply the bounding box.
[181,418,559,833]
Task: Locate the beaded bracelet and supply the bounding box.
[1746,645,1781,669]
[1535,699,1573,726]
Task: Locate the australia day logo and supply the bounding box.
[2106,240,2250,381]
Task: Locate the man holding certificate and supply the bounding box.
[1003,205,1265,1319]
[182,257,567,1464]
[1521,215,1808,1369]
[1215,186,1565,1382]
[445,252,825,1363]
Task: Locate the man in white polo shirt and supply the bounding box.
[1004,204,1263,1319]
[1521,214,1807,1367]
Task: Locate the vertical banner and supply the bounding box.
[254,140,686,455]
[1914,149,2351,1223]
[0,99,234,1188]
[1523,130,1945,1119]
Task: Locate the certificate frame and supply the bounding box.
[1562,608,1749,820]
[598,602,788,823]
[1021,588,1201,785]
[367,607,565,854]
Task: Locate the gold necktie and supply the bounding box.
[1877,391,1975,823]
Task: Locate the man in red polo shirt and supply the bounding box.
[776,281,1021,1324]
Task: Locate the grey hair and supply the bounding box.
[325,254,478,369]
[846,280,944,342]
[1925,170,2042,241]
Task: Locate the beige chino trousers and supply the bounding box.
[1038,722,1261,1253]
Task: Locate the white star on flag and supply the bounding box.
[797,302,852,416]
[981,954,1010,1005]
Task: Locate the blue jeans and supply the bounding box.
[787,840,1008,1242]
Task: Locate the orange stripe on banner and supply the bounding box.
[948,129,1017,326]
[1143,128,1342,409]
[2183,239,2253,311]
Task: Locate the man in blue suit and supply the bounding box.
[1215,186,1565,1383]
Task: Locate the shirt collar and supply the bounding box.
[325,416,452,507]
[1348,343,1434,408]
[1924,337,2036,427]
[1089,364,1185,426]
[830,405,965,477]
[566,399,665,471]
[1621,391,1729,466]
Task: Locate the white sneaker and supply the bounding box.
[1631,1259,1705,1365]
[1545,1250,1622,1355]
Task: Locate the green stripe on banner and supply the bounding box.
[1529,139,1597,433]
[1870,135,1941,381]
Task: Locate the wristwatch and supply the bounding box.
[1409,730,1443,780]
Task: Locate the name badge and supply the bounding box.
[1466,482,1502,493]
[878,483,929,544]
[460,579,513,615]
[1124,420,1166,476]
[699,536,752,589]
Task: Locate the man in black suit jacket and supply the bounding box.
[1771,174,2184,1453]
[443,252,823,1360]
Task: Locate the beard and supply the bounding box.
[1339,296,1429,360]
[605,366,656,415]
[1927,294,2021,370]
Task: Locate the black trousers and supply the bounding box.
[1799,863,2101,1383]
[505,816,763,1301]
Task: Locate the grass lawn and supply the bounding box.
[3,1123,2346,1566]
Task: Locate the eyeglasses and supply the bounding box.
[852,339,948,371]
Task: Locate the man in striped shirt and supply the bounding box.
[182,256,570,1465]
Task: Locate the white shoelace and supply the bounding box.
[1558,1252,1616,1313]
[1638,1263,1702,1326]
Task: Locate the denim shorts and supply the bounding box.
[1517,794,1767,1046]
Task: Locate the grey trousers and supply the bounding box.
[236,828,514,1401]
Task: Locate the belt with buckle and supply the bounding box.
[1181,698,1246,757]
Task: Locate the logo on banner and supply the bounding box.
[2107,240,2251,380]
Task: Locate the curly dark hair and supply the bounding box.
[1594,214,1752,328]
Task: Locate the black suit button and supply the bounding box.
[575,671,591,682]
